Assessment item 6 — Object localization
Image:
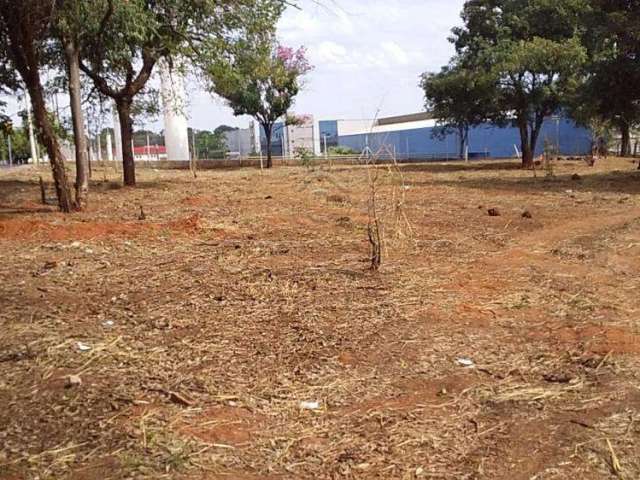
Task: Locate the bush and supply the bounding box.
[294,146,314,168]
[328,146,357,155]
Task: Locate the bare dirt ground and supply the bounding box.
[1,157,639,480]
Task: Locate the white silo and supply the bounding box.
[160,60,190,161]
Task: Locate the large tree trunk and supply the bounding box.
[28,82,75,212]
[619,121,631,157]
[459,126,469,161]
[529,116,544,164]
[64,38,89,209]
[518,119,533,168]
[115,98,136,185]
[264,123,273,169]
[2,4,75,212]
[458,126,465,160]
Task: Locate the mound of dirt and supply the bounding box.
[0,214,203,241]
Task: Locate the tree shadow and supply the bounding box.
[0,179,42,204]
[0,204,55,215]
[421,169,640,196]
[399,160,523,174]
[90,179,174,191]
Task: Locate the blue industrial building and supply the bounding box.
[254,112,592,160]
[325,114,592,160]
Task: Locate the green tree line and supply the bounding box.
[421,0,640,168]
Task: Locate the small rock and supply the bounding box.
[300,401,321,410]
[43,261,57,270]
[457,358,475,368]
[264,195,273,200]
[327,194,349,204]
[543,373,572,384]
[522,210,533,219]
[65,375,82,388]
[70,241,82,248]
[487,208,501,217]
[571,173,582,181]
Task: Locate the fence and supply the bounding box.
[89,152,502,171]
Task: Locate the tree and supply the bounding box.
[76,0,170,186]
[420,60,495,160]
[78,0,287,185]
[577,0,640,159]
[55,1,90,209]
[214,125,238,135]
[0,0,76,211]
[204,38,312,168]
[451,0,588,167]
[190,129,228,159]
[0,124,31,162]
[133,130,164,148]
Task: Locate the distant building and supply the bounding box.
[234,111,591,161]
[258,114,318,157]
[331,113,592,160]
[133,145,167,161]
[224,126,256,158]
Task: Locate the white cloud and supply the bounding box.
[157,0,466,129]
[314,41,349,65]
[275,0,464,119]
[380,41,410,66]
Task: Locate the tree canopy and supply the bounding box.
[0,0,76,211]
[76,0,286,184]
[420,60,496,159]
[574,0,640,157]
[203,37,312,167]
[442,0,589,166]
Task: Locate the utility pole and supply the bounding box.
[191,129,197,160]
[96,135,102,162]
[106,131,114,161]
[8,135,13,165]
[113,106,123,162]
[146,132,151,161]
[552,115,560,155]
[26,97,39,164]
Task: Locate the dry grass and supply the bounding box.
[0,157,639,479]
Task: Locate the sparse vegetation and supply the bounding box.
[1,158,639,478]
[1,1,640,479]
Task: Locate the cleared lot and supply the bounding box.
[1,158,639,479]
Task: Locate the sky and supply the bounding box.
[1,0,465,133]
[184,0,465,130]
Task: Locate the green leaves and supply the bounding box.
[574,0,640,142]
[453,1,589,118]
[420,60,497,139]
[202,34,311,128]
[446,0,590,164]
